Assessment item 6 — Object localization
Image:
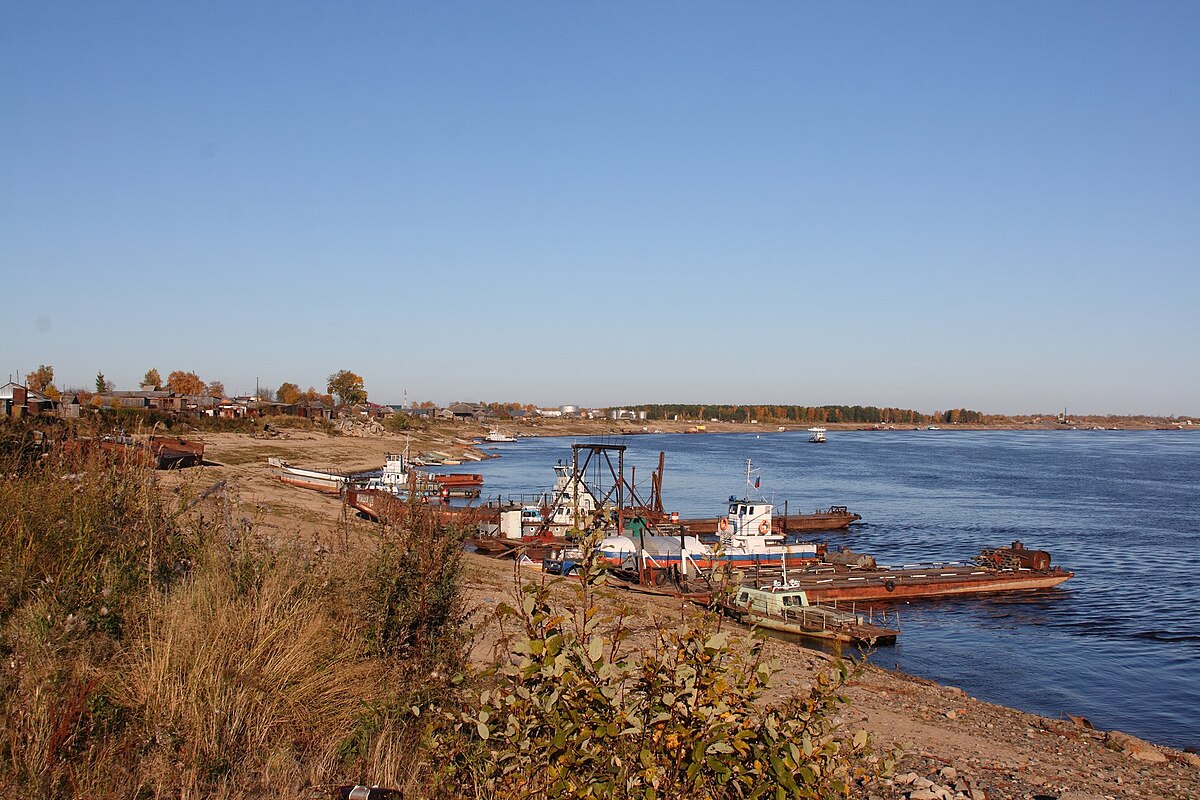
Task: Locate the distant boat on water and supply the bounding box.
[807,427,827,443]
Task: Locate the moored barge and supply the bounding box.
[748,541,1072,603]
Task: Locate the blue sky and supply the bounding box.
[2,2,1197,415]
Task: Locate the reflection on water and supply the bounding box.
[469,430,1200,750]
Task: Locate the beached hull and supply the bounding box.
[148,436,205,469]
[346,488,403,520]
[469,535,570,561]
[279,469,345,494]
[604,575,713,604]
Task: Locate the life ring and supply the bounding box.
[718,517,729,532]
[884,578,896,592]
[758,519,771,535]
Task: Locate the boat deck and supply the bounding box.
[749,562,1074,602]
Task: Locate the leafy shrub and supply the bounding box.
[429,537,888,799]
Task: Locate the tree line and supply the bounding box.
[20,365,372,408]
[639,404,987,425]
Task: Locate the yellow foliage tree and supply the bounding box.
[326,370,367,406]
[167,371,205,396]
[25,365,54,392]
[276,383,302,404]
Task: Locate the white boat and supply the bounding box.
[270,457,348,494]
[484,429,516,443]
[598,460,818,572]
[356,451,430,493]
[807,427,827,443]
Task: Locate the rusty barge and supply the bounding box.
[64,433,205,469]
[679,505,861,534]
[745,542,1072,603]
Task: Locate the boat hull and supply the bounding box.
[783,567,1074,603]
[433,473,484,488]
[730,608,898,645]
[681,510,861,534]
[148,436,205,469]
[279,471,345,494]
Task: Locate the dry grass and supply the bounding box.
[0,421,467,799]
[111,538,391,796]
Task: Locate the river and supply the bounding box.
[446,428,1200,751]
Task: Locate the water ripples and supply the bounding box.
[474,430,1200,749]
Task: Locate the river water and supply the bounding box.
[447,429,1200,751]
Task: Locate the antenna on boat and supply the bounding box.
[743,458,763,499]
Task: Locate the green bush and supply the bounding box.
[429,536,888,799]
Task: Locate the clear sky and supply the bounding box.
[2,2,1197,415]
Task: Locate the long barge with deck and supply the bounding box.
[744,542,1073,603]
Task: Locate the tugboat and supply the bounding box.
[598,461,821,572]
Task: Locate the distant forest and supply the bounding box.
[639,404,987,425]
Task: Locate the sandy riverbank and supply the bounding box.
[161,425,1199,799]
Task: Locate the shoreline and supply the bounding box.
[167,427,1199,799]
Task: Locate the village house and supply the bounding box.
[92,390,176,410]
[1,381,57,418]
[391,406,437,420]
[446,402,492,422]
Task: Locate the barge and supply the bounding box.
[748,542,1073,603]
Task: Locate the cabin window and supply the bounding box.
[749,506,755,515]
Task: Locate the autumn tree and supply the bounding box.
[207,380,226,398]
[25,365,54,392]
[276,382,302,405]
[326,370,367,406]
[167,370,205,396]
[142,368,163,390]
[302,386,334,406]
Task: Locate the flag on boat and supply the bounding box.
[754,477,760,489]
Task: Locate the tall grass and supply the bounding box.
[0,419,880,799]
[0,420,467,799]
